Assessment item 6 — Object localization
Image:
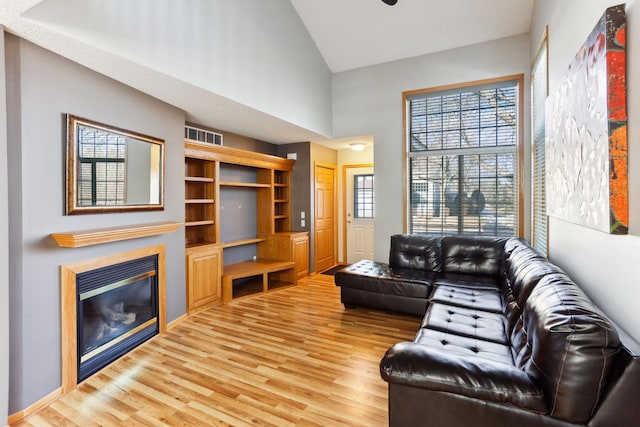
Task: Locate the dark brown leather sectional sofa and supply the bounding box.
[335,234,640,426]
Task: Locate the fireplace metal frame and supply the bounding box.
[76,256,159,382]
[60,245,166,393]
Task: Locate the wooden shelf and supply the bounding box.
[274,183,287,187]
[185,141,295,171]
[185,199,214,204]
[222,259,296,303]
[185,176,214,183]
[185,220,215,227]
[51,221,183,248]
[220,238,266,248]
[223,259,295,278]
[186,241,217,249]
[219,181,271,188]
[274,215,289,219]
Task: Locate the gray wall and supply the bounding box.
[5,35,186,414]
[531,0,640,342]
[277,142,312,273]
[0,25,9,427]
[332,34,531,262]
[278,142,312,238]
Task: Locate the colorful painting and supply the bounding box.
[546,4,627,234]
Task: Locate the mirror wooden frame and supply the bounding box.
[66,114,165,215]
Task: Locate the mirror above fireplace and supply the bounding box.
[65,114,165,214]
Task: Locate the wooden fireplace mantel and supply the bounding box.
[51,221,182,248]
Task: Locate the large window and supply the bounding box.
[405,77,522,237]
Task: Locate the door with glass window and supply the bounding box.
[346,167,374,263]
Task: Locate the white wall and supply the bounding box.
[22,0,333,139]
[0,26,9,427]
[333,34,531,262]
[531,0,640,342]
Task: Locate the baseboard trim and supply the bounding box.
[7,387,62,425]
[6,311,189,425]
[167,313,188,330]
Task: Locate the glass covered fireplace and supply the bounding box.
[76,254,159,382]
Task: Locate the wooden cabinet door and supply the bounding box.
[186,245,221,312]
[292,235,309,279]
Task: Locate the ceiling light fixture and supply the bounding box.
[350,143,366,151]
[381,0,398,5]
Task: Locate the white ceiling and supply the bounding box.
[290,0,534,73]
[1,0,534,147]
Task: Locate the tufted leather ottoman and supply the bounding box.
[334,259,434,316]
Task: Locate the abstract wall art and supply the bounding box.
[545,4,627,234]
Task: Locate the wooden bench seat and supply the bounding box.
[222,259,297,303]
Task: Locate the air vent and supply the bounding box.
[184,125,223,145]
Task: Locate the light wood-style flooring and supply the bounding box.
[15,274,419,426]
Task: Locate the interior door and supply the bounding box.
[314,163,336,273]
[346,167,374,263]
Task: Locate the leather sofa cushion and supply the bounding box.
[442,236,506,277]
[504,258,567,334]
[421,303,508,345]
[513,274,621,423]
[429,284,503,313]
[381,342,547,414]
[335,260,433,298]
[433,272,502,291]
[414,328,513,365]
[504,238,567,306]
[389,234,441,271]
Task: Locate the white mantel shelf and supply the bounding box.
[51,221,183,248]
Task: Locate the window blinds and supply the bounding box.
[531,33,548,256]
[406,79,519,237]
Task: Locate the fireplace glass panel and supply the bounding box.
[80,274,155,359]
[76,254,159,381]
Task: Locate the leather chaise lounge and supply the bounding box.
[334,234,640,426]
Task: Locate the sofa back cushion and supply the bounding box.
[511,274,620,423]
[441,236,506,277]
[503,238,566,332]
[389,234,441,271]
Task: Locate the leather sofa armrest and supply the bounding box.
[380,342,547,413]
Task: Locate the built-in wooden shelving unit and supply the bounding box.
[184,140,307,309]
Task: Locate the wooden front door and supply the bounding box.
[314,163,336,273]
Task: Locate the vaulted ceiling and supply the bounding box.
[291,0,534,73]
[1,0,534,144]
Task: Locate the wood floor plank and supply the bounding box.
[13,275,419,426]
